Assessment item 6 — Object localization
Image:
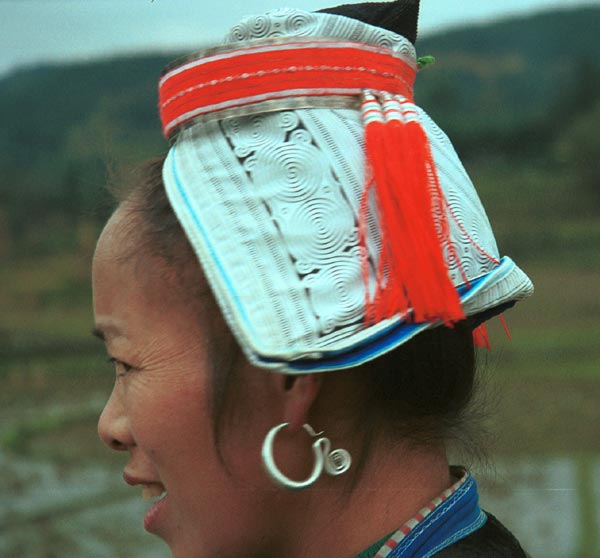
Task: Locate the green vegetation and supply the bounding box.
[417,7,600,155]
[0,9,598,555]
[0,6,598,456]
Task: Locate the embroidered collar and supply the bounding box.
[365,468,486,558]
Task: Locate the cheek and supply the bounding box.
[126,372,211,462]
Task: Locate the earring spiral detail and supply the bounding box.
[261,423,352,490]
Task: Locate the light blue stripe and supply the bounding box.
[169,145,253,332]
[271,273,490,372]
[168,161,514,372]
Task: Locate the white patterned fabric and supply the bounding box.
[223,8,416,58]
[162,8,534,372]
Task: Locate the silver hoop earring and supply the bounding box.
[261,422,352,490]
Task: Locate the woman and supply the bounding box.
[93,2,533,557]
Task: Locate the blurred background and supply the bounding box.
[0,1,598,557]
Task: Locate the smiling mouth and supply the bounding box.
[142,483,168,533]
[142,483,167,503]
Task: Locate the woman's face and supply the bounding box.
[92,208,284,558]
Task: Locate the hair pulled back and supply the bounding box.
[113,156,484,459]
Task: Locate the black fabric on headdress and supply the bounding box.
[317,0,420,45]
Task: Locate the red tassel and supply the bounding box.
[359,93,465,325]
[473,323,491,350]
[499,314,512,340]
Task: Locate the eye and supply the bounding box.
[107,357,134,377]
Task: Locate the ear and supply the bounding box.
[278,374,323,433]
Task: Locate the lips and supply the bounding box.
[123,471,168,532]
[144,489,168,533]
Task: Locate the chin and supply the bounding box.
[167,541,208,558]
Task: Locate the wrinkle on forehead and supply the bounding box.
[94,202,214,314]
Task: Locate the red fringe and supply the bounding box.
[499,314,512,340]
[473,323,491,350]
[360,107,465,326]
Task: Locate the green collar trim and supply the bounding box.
[354,531,395,558]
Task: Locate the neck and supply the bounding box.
[272,441,451,558]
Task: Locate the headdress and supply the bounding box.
[158,1,533,372]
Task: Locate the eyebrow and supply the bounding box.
[92,323,123,342]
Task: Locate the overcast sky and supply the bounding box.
[1,0,597,77]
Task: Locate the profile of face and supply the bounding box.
[92,206,324,558]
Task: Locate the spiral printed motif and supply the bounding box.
[289,128,312,145]
[222,111,364,335]
[278,111,300,131]
[225,9,318,42]
[248,142,325,203]
[222,8,415,61]
[284,197,354,267]
[306,254,364,334]
[224,107,365,338]
[226,24,246,42]
[164,7,532,370]
[227,15,271,41]
[249,15,271,38]
[223,113,292,158]
[284,10,314,35]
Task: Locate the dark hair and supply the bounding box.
[361,320,478,447]
[111,156,243,462]
[112,156,484,462]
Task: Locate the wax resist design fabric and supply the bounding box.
[373,469,486,558]
[162,9,534,372]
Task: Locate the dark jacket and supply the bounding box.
[431,512,529,558]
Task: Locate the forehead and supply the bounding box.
[94,204,140,264]
[93,207,175,335]
[92,205,218,346]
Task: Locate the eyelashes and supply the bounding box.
[107,357,134,377]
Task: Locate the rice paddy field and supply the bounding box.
[1,161,599,557]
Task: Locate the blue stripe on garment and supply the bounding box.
[388,475,487,558]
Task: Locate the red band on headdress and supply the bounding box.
[159,40,417,138]
[160,39,467,326]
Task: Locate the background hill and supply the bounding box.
[1,6,600,557]
[0,6,598,258]
[0,4,598,351]
[0,7,600,254]
[1,3,599,357]
[417,6,600,155]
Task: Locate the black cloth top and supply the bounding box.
[430,512,530,558]
[318,0,420,45]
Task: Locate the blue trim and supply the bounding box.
[387,474,487,558]
[170,157,516,371]
[169,146,253,331]
[259,274,489,372]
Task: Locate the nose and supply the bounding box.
[98,383,134,451]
